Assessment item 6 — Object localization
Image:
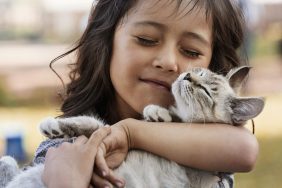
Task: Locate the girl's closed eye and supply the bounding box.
[180,48,201,59]
[135,36,159,46]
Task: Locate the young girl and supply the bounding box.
[41,0,258,187]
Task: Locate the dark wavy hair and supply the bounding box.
[52,0,246,124]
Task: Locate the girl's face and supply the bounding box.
[110,0,213,119]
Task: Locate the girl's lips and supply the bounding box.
[140,78,171,91]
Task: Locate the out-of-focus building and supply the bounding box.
[0,0,281,42]
[254,0,282,24]
[40,0,94,42]
[0,0,95,102]
[263,3,282,25]
[0,0,94,42]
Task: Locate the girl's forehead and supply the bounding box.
[130,0,208,21]
[122,0,212,33]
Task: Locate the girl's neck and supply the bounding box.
[115,96,142,121]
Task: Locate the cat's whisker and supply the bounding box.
[202,111,206,126]
[184,90,193,125]
[199,100,206,125]
[190,96,195,125]
[215,67,226,75]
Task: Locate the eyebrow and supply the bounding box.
[133,21,211,47]
[134,21,167,31]
[182,32,211,47]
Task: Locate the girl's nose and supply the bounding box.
[152,45,178,73]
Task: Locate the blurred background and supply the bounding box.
[0,0,281,187]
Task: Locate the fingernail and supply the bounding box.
[102,170,107,177]
[116,181,124,188]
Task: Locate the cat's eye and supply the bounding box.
[198,71,205,77]
[196,84,212,98]
[211,87,217,92]
[136,36,158,46]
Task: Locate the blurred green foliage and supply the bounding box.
[0,80,59,107]
[236,136,282,188]
[0,80,16,106]
[253,36,279,58]
[0,29,41,42]
[252,25,281,58]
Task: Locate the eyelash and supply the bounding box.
[136,37,158,46]
[136,36,201,59]
[180,49,201,59]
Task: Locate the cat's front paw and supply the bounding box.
[143,105,172,122]
[39,117,65,139]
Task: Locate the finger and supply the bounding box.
[91,172,113,188]
[60,141,72,148]
[45,147,57,160]
[86,126,111,148]
[73,135,88,145]
[103,169,125,188]
[95,147,110,177]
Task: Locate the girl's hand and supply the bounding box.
[91,119,131,188]
[42,126,111,188]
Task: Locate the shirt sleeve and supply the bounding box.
[33,137,76,165]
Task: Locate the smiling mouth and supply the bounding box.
[140,79,171,92]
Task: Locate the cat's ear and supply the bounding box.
[230,97,265,125]
[226,66,251,92]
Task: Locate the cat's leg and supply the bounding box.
[143,104,172,122]
[5,164,46,188]
[39,115,105,139]
[0,156,20,188]
[211,174,234,188]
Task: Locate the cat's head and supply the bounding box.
[171,66,265,125]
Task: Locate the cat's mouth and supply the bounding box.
[139,78,171,92]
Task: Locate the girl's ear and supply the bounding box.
[230,97,265,125]
[226,66,251,92]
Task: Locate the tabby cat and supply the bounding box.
[0,66,264,188]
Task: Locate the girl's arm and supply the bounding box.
[92,118,257,186]
[125,118,258,172]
